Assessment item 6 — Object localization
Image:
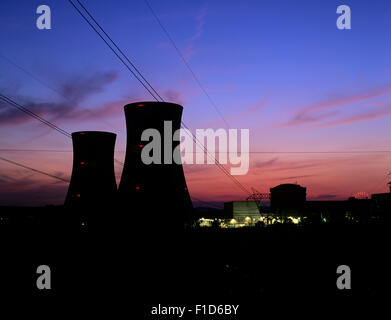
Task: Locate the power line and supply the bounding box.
[68,0,161,102]
[142,0,249,194]
[143,0,230,128]
[68,0,251,196]
[0,94,72,138]
[247,151,391,154]
[181,122,251,195]
[74,0,164,102]
[191,196,224,209]
[0,93,124,167]
[0,154,223,208]
[0,149,72,152]
[0,156,69,183]
[114,158,124,166]
[0,52,118,132]
[2,149,391,154]
[0,52,65,99]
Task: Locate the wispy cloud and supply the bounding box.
[253,157,279,169]
[0,70,119,125]
[312,105,391,129]
[163,89,185,105]
[183,4,208,62]
[280,85,391,128]
[278,174,316,181]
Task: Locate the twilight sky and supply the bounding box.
[1,0,391,206]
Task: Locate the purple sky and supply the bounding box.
[1,0,391,206]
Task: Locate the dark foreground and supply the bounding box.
[0,206,389,317]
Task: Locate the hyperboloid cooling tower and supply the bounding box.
[65,131,117,214]
[118,102,193,229]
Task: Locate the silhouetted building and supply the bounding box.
[224,201,261,222]
[305,200,348,223]
[270,183,306,216]
[65,131,117,224]
[118,102,193,230]
[371,182,391,220]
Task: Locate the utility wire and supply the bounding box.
[68,0,161,102]
[181,121,251,195]
[143,0,230,128]
[68,0,251,196]
[2,149,391,154]
[0,53,65,99]
[74,0,164,102]
[0,156,70,183]
[0,52,118,132]
[191,196,224,209]
[142,0,248,193]
[0,93,124,167]
[0,149,72,152]
[0,94,72,138]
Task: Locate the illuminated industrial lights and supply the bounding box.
[80,162,85,165]
[76,194,81,197]
[136,104,145,107]
[138,144,144,148]
[136,186,140,190]
[289,217,300,224]
[230,219,237,224]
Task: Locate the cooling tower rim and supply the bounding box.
[124,101,183,111]
[72,131,117,138]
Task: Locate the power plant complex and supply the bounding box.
[63,102,390,230]
[64,102,193,229]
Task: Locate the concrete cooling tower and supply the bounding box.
[65,131,117,219]
[118,101,193,230]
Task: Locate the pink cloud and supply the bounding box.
[183,4,208,62]
[312,106,391,129]
[0,71,119,126]
[281,84,391,128]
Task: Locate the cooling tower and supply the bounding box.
[118,102,193,230]
[65,131,117,217]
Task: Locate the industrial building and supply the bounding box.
[117,101,193,230]
[218,182,391,228]
[59,101,389,231]
[64,131,117,225]
[270,183,306,216]
[61,102,194,231]
[224,201,261,223]
[371,182,391,219]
